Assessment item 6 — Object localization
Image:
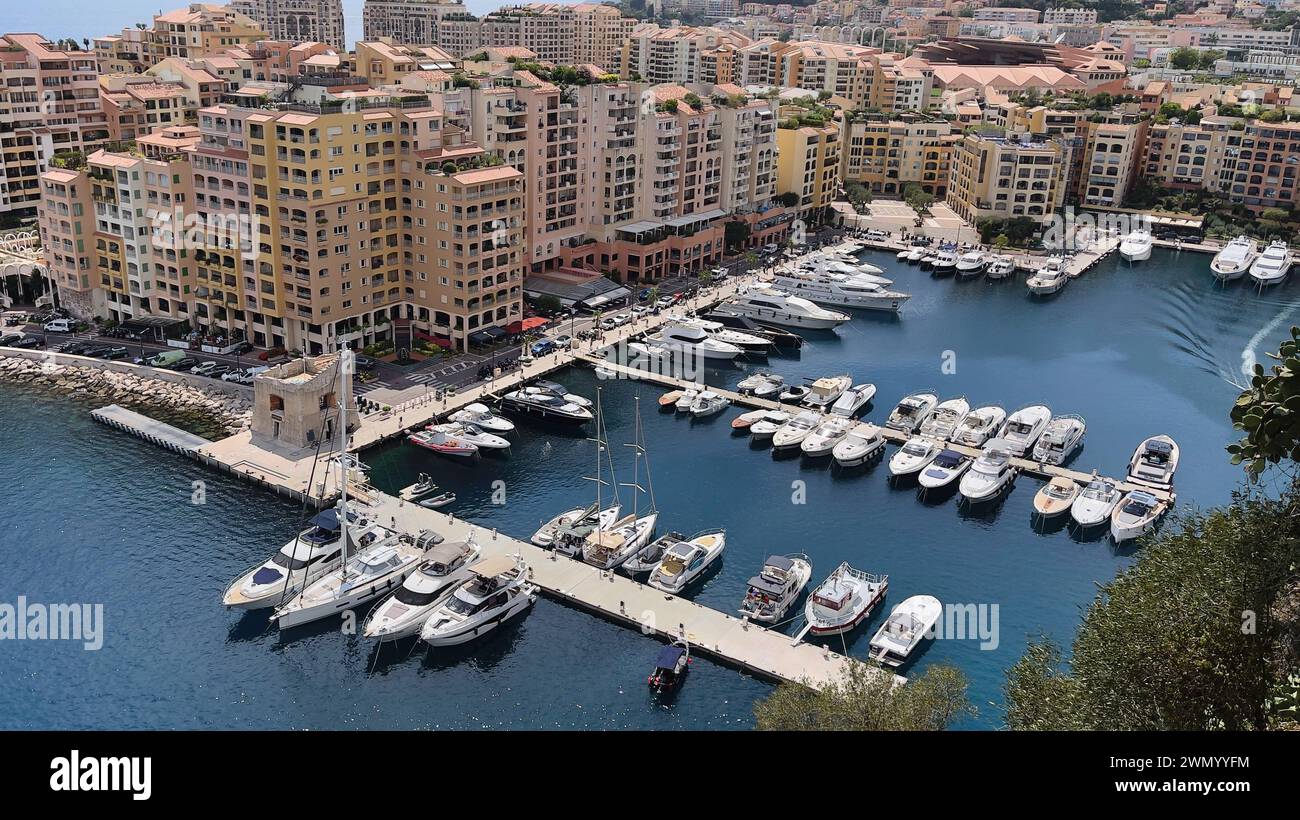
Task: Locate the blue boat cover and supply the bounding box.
[308,508,341,531]
[656,646,685,669]
[765,555,794,572]
[252,567,284,586]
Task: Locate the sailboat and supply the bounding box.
[554,387,622,558]
[584,397,659,570]
[272,351,427,629]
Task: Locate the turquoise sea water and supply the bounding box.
[0,247,1292,729]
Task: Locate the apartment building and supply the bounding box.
[0,33,109,220]
[151,4,268,62]
[946,133,1068,225]
[1229,120,1300,211]
[355,40,458,86]
[413,4,635,67]
[776,117,841,222]
[973,7,1041,23]
[619,25,751,85]
[841,114,955,198]
[1076,116,1147,208]
[739,40,874,101]
[99,76,192,142]
[1044,8,1098,25]
[1142,115,1242,194]
[859,53,933,114]
[361,0,470,47]
[37,169,97,315]
[228,0,346,51]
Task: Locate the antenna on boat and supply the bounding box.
[337,346,352,580]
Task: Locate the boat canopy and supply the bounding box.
[470,555,517,578]
[747,575,787,596]
[308,508,343,531]
[655,645,686,670]
[764,555,794,573]
[425,540,473,566]
[933,450,965,468]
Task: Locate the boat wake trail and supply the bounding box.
[1161,281,1248,390]
[1240,300,1299,388]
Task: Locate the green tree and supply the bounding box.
[1230,325,1300,475]
[1168,47,1200,71]
[903,182,933,215]
[756,663,974,730]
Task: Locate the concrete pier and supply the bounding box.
[90,404,212,455]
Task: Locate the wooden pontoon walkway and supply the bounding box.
[91,404,212,455]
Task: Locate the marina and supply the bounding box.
[0,244,1285,729]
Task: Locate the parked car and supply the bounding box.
[43,318,73,333]
[80,344,114,358]
[553,334,572,349]
[100,346,130,360]
[10,336,41,349]
[204,364,231,378]
[352,354,377,371]
[598,317,618,331]
[168,357,198,371]
[530,338,556,356]
[711,267,729,280]
[223,366,267,384]
[56,341,89,354]
[190,360,221,376]
[864,228,890,241]
[146,350,187,368]
[0,333,24,346]
[258,346,286,362]
[656,296,674,309]
[228,340,254,355]
[631,305,651,317]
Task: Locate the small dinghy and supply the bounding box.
[1033,476,1079,518]
[399,472,439,501]
[418,491,456,509]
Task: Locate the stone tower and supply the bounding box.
[250,353,358,449]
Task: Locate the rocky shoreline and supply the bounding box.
[0,355,251,440]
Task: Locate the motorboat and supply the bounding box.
[1126,435,1179,489]
[719,288,851,329]
[532,380,593,408]
[832,422,886,467]
[626,340,672,366]
[999,404,1052,457]
[1210,236,1256,282]
[622,530,685,575]
[1030,414,1086,465]
[830,383,875,417]
[647,529,726,594]
[905,246,927,263]
[917,449,972,491]
[272,529,426,630]
[1033,476,1079,518]
[802,374,852,409]
[1110,490,1170,544]
[954,250,987,278]
[771,271,911,312]
[918,396,970,440]
[648,641,691,692]
[420,554,538,646]
[884,390,939,433]
[804,563,889,637]
[730,408,770,431]
[429,422,510,450]
[749,411,794,442]
[673,316,772,353]
[531,502,622,547]
[738,554,813,624]
[647,322,743,360]
[448,402,515,434]
[778,384,810,404]
[698,311,804,349]
[556,389,624,558]
[897,248,913,262]
[771,410,822,450]
[869,595,943,667]
[930,249,958,274]
[1071,477,1122,528]
[985,255,1016,280]
[737,371,784,397]
[1249,240,1291,287]
[689,391,730,417]
[499,386,593,425]
[919,253,936,270]
[658,389,684,408]
[674,388,698,413]
[889,436,941,477]
[362,538,480,641]
[1118,229,1153,262]
[801,415,855,458]
[950,404,1006,447]
[222,506,385,610]
[1026,258,1068,295]
[418,491,456,509]
[959,439,1018,502]
[792,259,893,286]
[407,428,478,458]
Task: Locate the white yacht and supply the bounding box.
[917,449,972,491]
[1119,229,1153,261]
[884,390,939,433]
[532,380,593,408]
[362,539,481,641]
[801,415,855,458]
[999,404,1052,457]
[1249,240,1291,287]
[869,595,943,667]
[689,391,730,417]
[674,388,698,413]
[747,411,793,442]
[647,529,727,594]
[718,288,851,329]
[737,371,784,398]
[959,439,1018,502]
[772,271,911,312]
[830,383,875,417]
[1033,477,1080,518]
[1110,490,1170,544]
[889,436,941,477]
[272,529,426,630]
[531,502,621,548]
[832,422,886,467]
[804,563,889,637]
[930,249,959,275]
[1126,435,1179,489]
[985,255,1016,280]
[794,259,893,286]
[919,396,970,440]
[583,400,659,570]
[1071,478,1122,529]
[739,554,813,624]
[1027,258,1068,295]
[647,322,743,361]
[1210,236,1257,282]
[674,316,772,353]
[905,246,927,263]
[1030,414,1086,465]
[771,410,822,451]
[802,374,852,409]
[429,422,510,450]
[420,555,538,646]
[448,402,515,434]
[499,386,593,425]
[954,250,987,278]
[621,530,685,576]
[950,404,1006,447]
[222,506,385,610]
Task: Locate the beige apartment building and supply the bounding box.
[841,114,955,198]
[618,25,751,85]
[354,40,458,86]
[1142,115,1241,194]
[99,76,192,142]
[228,0,346,51]
[0,33,109,220]
[739,40,874,100]
[776,117,841,222]
[404,3,634,68]
[946,133,1068,225]
[1076,115,1147,208]
[361,1,469,48]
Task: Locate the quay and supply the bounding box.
[90,404,212,456]
[369,489,899,690]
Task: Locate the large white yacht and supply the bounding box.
[771,271,911,312]
[959,439,1018,502]
[499,386,593,425]
[362,539,481,641]
[1027,258,1068,295]
[646,322,743,360]
[1119,229,1153,261]
[1210,236,1257,282]
[420,555,538,646]
[672,316,772,353]
[717,288,850,329]
[1249,240,1291,287]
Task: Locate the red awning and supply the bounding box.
[506,317,548,333]
[416,331,454,348]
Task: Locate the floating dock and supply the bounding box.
[90,404,212,455]
[368,489,898,690]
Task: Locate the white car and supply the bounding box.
[612,313,632,326]
[190,360,220,376]
[656,296,675,308]
[631,305,651,317]
[711,267,729,279]
[598,317,618,331]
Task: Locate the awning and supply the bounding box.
[578,286,631,309]
[506,317,548,333]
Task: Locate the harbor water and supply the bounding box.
[0,246,1289,729]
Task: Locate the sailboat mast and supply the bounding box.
[595,387,601,512]
[338,350,351,575]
